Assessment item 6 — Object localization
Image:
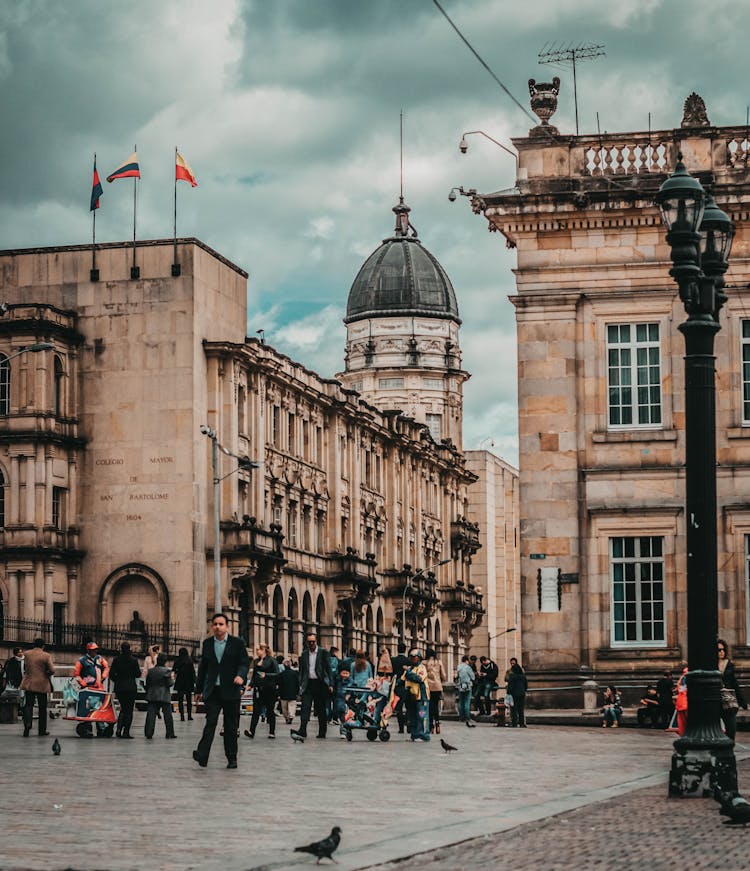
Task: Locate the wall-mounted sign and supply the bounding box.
[560,573,579,583]
[529,553,546,560]
[539,566,561,613]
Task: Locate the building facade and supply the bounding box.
[470,91,750,689]
[0,238,484,672]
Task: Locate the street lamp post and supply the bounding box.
[488,626,516,658]
[2,343,55,362]
[401,558,451,648]
[656,154,737,797]
[200,425,260,616]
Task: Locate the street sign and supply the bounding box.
[529,553,546,559]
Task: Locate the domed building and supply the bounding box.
[337,197,468,448]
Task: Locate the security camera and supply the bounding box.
[448,190,457,202]
[459,137,468,154]
[200,424,210,435]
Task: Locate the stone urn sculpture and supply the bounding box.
[528,76,560,136]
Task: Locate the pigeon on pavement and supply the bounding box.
[718,791,750,826]
[294,826,342,864]
[291,732,305,744]
[52,738,61,755]
[440,738,457,754]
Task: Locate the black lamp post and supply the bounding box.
[656,153,737,797]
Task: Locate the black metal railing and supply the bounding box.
[0,616,201,657]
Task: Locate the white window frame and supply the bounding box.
[741,320,750,424]
[606,322,662,429]
[426,413,441,442]
[610,535,666,647]
[379,377,404,389]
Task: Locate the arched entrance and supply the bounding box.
[272,586,284,654]
[99,564,168,627]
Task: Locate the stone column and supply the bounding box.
[9,455,20,524]
[22,570,34,620]
[34,562,44,621]
[8,570,19,617]
[43,564,54,622]
[25,454,35,526]
[67,568,78,623]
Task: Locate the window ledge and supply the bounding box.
[597,646,678,660]
[727,427,750,439]
[592,430,677,444]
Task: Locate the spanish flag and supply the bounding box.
[175,151,197,187]
[90,158,103,211]
[107,152,140,183]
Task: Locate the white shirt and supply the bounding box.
[307,647,318,679]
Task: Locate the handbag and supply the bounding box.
[721,688,739,711]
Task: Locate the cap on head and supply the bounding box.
[86,642,98,651]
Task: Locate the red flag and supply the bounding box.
[176,151,197,187]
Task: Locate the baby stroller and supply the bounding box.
[340,677,392,742]
[63,680,117,737]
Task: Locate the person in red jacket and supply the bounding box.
[73,642,109,689]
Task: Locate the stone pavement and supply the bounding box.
[0,714,746,871]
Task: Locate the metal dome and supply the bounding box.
[344,199,460,325]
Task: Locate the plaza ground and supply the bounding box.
[2,713,746,871]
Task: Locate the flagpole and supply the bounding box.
[172,146,180,276]
[131,143,139,279]
[91,153,100,282]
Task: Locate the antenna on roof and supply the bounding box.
[400,109,404,201]
[538,42,606,135]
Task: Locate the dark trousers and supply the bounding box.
[145,701,174,738]
[658,702,674,729]
[429,691,442,726]
[299,679,328,737]
[394,682,406,732]
[196,693,239,762]
[177,691,193,719]
[637,705,660,728]
[116,691,137,735]
[250,685,277,735]
[23,692,48,734]
[510,693,526,726]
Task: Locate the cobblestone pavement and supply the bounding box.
[0,715,744,871]
[364,756,750,871]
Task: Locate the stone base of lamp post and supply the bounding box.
[668,670,737,797]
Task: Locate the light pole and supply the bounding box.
[401,558,451,648]
[656,154,737,797]
[488,626,516,658]
[200,425,260,616]
[458,131,519,168]
[2,343,55,363]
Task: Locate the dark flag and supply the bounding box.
[90,159,103,211]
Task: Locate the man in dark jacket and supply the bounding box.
[390,643,409,733]
[145,653,176,739]
[291,632,333,740]
[656,670,675,729]
[278,659,300,724]
[110,641,141,739]
[193,613,250,769]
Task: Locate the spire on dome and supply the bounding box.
[393,196,417,238]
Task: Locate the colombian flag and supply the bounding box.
[176,151,197,187]
[90,158,103,211]
[107,152,140,183]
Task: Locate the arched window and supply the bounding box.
[376,606,384,636]
[53,356,64,417]
[0,469,5,527]
[0,355,9,416]
[434,618,441,644]
[237,386,246,435]
[316,594,326,627]
[302,591,313,629]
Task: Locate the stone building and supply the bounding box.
[0,234,485,672]
[469,90,750,692]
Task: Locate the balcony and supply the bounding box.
[328,547,378,606]
[439,580,484,629]
[224,516,288,597]
[450,516,481,559]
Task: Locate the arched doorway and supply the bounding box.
[272,586,284,654]
[302,590,313,631]
[316,594,326,628]
[287,588,299,654]
[340,601,353,656]
[99,564,168,627]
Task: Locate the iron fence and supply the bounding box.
[0,616,201,657]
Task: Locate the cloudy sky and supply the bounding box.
[2,0,748,465]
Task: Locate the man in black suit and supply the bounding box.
[291,632,333,739]
[193,613,250,769]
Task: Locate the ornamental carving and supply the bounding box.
[681,92,710,128]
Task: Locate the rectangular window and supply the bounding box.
[611,536,665,645]
[0,358,9,415]
[607,323,661,427]
[350,381,363,393]
[52,487,64,529]
[379,378,404,389]
[426,413,442,442]
[271,406,280,446]
[288,413,295,454]
[423,377,443,388]
[288,502,298,547]
[742,321,750,423]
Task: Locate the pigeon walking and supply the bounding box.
[440,738,457,754]
[291,732,305,744]
[718,791,750,826]
[52,738,61,756]
[294,826,342,864]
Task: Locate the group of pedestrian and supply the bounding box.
[456,653,528,727]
